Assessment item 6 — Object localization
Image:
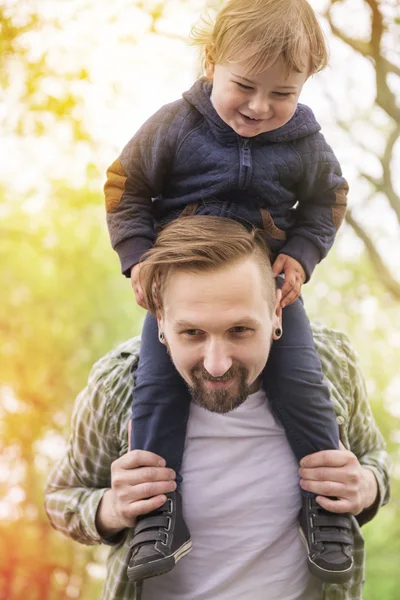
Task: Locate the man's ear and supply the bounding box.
[272,289,283,340]
[157,313,165,344]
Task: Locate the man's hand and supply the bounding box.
[130,263,148,309]
[298,444,378,515]
[96,450,176,537]
[272,254,306,308]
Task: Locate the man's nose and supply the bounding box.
[203,341,233,377]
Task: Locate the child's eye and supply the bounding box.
[235,82,253,91]
[273,92,292,97]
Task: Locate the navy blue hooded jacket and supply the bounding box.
[105,79,348,280]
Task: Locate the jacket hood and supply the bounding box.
[182,78,321,143]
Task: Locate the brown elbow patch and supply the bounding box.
[332,182,349,230]
[104,159,127,212]
[259,208,287,240]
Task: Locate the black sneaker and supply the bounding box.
[127,490,192,582]
[299,496,354,583]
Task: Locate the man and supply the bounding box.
[45,216,390,600]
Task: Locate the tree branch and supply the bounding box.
[381,124,400,224]
[323,5,400,78]
[345,209,400,299]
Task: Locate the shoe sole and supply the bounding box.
[298,527,354,584]
[127,539,193,583]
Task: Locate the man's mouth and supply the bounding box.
[203,378,235,390]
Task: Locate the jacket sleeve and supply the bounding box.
[280,133,349,281]
[104,102,183,276]
[340,334,391,527]
[44,361,129,546]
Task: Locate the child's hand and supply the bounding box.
[130,263,148,309]
[272,254,306,308]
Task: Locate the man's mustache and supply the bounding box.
[191,365,244,382]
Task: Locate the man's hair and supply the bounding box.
[191,0,328,78]
[140,215,276,315]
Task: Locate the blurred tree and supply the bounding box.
[0,0,91,140]
[322,0,400,299]
[0,186,143,597]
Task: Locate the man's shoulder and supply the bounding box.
[311,323,361,417]
[311,322,355,363]
[88,336,141,393]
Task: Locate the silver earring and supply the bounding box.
[275,327,282,339]
[159,332,164,342]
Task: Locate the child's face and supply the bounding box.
[209,55,308,137]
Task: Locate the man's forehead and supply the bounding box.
[162,257,274,319]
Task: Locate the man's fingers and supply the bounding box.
[124,465,176,485]
[298,465,356,484]
[300,478,346,498]
[129,479,177,502]
[300,449,351,469]
[118,449,166,469]
[121,495,168,524]
[315,495,352,514]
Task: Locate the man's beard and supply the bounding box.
[188,364,251,414]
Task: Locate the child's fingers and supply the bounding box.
[272,255,285,276]
[281,289,299,307]
[281,279,301,307]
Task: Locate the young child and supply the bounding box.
[104,0,352,586]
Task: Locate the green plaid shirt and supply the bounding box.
[45,324,390,600]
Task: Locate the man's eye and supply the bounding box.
[230,327,251,335]
[236,82,253,91]
[183,329,203,337]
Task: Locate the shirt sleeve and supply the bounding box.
[44,359,130,546]
[280,132,349,282]
[340,334,392,526]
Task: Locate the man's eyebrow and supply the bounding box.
[173,320,198,329]
[173,318,261,329]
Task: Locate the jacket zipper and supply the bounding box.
[239,138,252,188]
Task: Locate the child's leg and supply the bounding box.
[128,312,192,583]
[263,299,354,584]
[131,312,190,479]
[263,297,339,460]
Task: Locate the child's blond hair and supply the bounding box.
[191,0,328,78]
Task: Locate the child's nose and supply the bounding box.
[248,93,271,116]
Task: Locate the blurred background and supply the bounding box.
[0,0,399,598]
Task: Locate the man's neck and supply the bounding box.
[249,376,262,395]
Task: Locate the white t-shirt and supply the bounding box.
[142,389,322,600]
